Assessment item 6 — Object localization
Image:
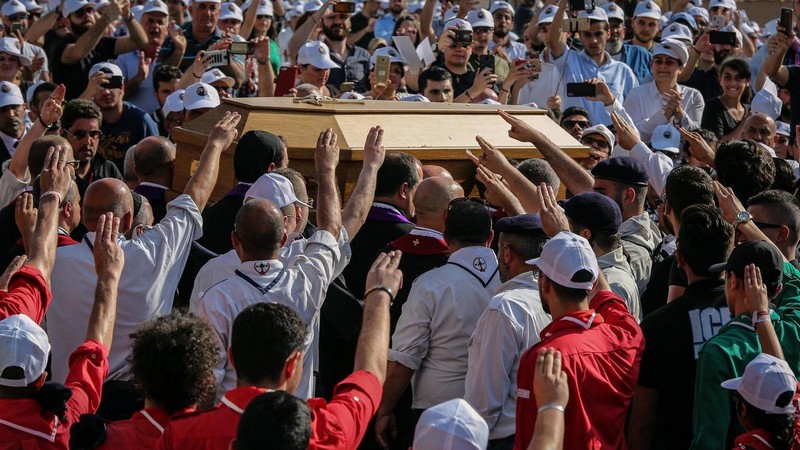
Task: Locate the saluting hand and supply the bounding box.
[93,212,124,281]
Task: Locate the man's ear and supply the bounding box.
[399,182,410,200]
[675,248,686,270]
[282,350,302,383]
[623,187,636,207]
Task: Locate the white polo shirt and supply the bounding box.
[464,272,551,440]
[389,246,501,410]
[516,60,561,108]
[47,194,202,382]
[197,230,343,400]
[0,159,27,208]
[488,39,528,62]
[623,81,705,142]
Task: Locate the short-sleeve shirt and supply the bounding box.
[0,265,50,323]
[52,35,118,99]
[158,25,223,72]
[99,101,159,170]
[116,50,159,114]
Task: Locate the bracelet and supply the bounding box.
[752,310,771,326]
[192,72,202,78]
[364,285,395,305]
[500,86,510,93]
[39,190,63,205]
[256,58,269,65]
[692,46,700,54]
[38,116,53,129]
[538,403,565,414]
[465,90,474,103]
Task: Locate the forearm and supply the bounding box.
[9,120,46,179]
[125,17,148,47]
[26,10,57,44]
[756,320,785,360]
[177,65,202,89]
[533,134,593,194]
[85,277,120,347]
[503,169,541,213]
[527,410,565,450]
[378,361,415,413]
[348,27,369,44]
[354,290,392,382]
[420,0,435,40]
[316,168,342,237]
[763,51,786,79]
[124,76,144,98]
[162,47,185,68]
[183,145,224,211]
[63,17,111,63]
[257,63,274,97]
[678,51,699,83]
[342,164,378,237]
[240,0,258,40]
[26,196,60,281]
[288,16,318,64]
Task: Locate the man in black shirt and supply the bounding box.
[630,204,734,450]
[349,0,380,49]
[432,19,496,102]
[52,0,148,99]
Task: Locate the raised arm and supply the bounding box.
[467,140,534,212]
[61,0,127,64]
[113,0,149,55]
[547,0,567,59]
[314,128,342,238]
[763,29,793,87]
[528,348,568,450]
[342,126,385,237]
[85,212,124,348]
[288,0,335,64]
[183,111,241,211]
[254,37,275,97]
[499,109,594,194]
[419,0,436,42]
[743,264,785,360]
[25,0,62,45]
[240,0,260,42]
[9,85,65,181]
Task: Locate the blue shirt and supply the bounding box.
[98,101,159,170]
[373,14,398,41]
[157,24,225,72]
[551,46,639,126]
[619,43,653,85]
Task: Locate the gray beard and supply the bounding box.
[606,40,623,55]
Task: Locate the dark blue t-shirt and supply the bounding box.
[98,101,158,170]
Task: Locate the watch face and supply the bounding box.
[736,211,751,222]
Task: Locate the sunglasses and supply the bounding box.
[473,26,493,34]
[581,136,610,149]
[66,129,102,139]
[563,119,590,128]
[449,41,472,48]
[753,220,792,230]
[7,14,26,21]
[73,6,95,17]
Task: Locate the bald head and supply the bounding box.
[134,137,176,179]
[422,165,454,180]
[743,113,777,146]
[83,179,134,232]
[234,199,285,258]
[30,135,71,179]
[414,177,464,217]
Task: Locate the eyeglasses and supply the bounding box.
[449,41,472,48]
[7,14,27,21]
[563,119,590,128]
[65,160,82,167]
[753,220,790,230]
[473,26,493,34]
[581,136,610,149]
[65,129,102,139]
[72,6,95,17]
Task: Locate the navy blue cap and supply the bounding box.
[495,214,547,236]
[563,192,622,233]
[591,156,649,186]
[708,240,783,291]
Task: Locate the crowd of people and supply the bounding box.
[0,0,799,448]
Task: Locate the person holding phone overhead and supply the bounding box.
[762,19,800,144]
[363,46,407,100]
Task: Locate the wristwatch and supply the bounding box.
[733,210,752,228]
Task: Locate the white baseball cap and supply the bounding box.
[92,0,110,10]
[653,40,689,64]
[132,4,144,20]
[25,80,42,104]
[444,17,472,31]
[297,41,340,69]
[202,68,235,87]
[670,12,698,31]
[400,93,430,102]
[750,89,782,120]
[0,81,24,108]
[578,7,608,23]
[89,61,124,79]
[600,2,624,22]
[256,0,274,16]
[0,38,31,66]
[62,0,92,16]
[413,399,489,450]
[303,0,322,13]
[761,18,778,38]
[633,0,660,19]
[192,0,221,5]
[0,315,50,388]
[722,353,798,414]
[581,124,615,148]
[777,121,791,137]
[245,173,310,208]
[660,23,694,46]
[651,124,681,153]
[443,5,458,22]
[286,2,303,19]
[688,6,709,21]
[141,0,169,15]
[466,8,493,28]
[219,1,243,20]
[489,0,513,14]
[162,88,185,116]
[183,82,220,110]
[526,231,599,290]
[369,46,405,68]
[22,0,42,12]
[709,0,736,10]
[538,4,566,25]
[1,0,27,17]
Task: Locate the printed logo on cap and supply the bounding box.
[196,85,206,96]
[477,10,484,17]
[318,44,327,54]
[645,3,652,8]
[254,261,269,275]
[473,257,487,272]
[544,6,553,13]
[608,4,616,9]
[670,24,676,31]
[664,129,672,138]
[153,0,163,7]
[179,92,184,100]
[1,84,9,93]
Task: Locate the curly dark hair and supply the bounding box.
[734,391,796,450]
[128,311,219,414]
[61,99,103,131]
[714,139,775,205]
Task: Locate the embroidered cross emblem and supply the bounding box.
[254,261,270,275]
[473,257,487,272]
[413,239,420,246]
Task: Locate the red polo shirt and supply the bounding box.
[514,291,644,450]
[97,408,194,450]
[0,340,108,450]
[0,265,51,324]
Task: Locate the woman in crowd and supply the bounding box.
[701,57,752,141]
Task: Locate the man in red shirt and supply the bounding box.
[157,249,403,450]
[514,230,644,450]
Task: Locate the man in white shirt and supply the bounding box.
[46,111,242,416]
[488,1,527,61]
[375,199,501,449]
[464,214,551,448]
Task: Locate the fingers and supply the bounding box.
[465,149,481,166]
[551,350,562,378]
[111,216,120,242]
[41,146,55,171]
[386,250,402,270]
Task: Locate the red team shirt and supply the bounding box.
[0,266,52,323]
[514,291,644,450]
[96,408,194,450]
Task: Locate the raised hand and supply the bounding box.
[586,78,615,106]
[0,255,27,291]
[253,35,271,62]
[743,263,769,315]
[537,182,570,237]
[713,180,745,225]
[39,84,65,127]
[533,348,569,410]
[611,111,641,151]
[365,250,403,297]
[207,111,241,150]
[476,164,522,213]
[363,126,386,170]
[679,127,715,166]
[498,109,539,143]
[39,145,73,201]
[315,128,340,173]
[467,135,514,175]
[93,212,124,280]
[15,193,37,252]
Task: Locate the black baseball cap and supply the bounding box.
[709,240,783,291]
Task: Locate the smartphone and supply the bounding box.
[566,82,596,97]
[568,0,593,11]
[566,17,590,32]
[11,22,24,33]
[340,81,354,92]
[478,54,494,75]
[229,41,255,55]
[780,8,793,36]
[452,29,473,44]
[710,14,725,29]
[709,30,737,45]
[105,75,123,89]
[374,54,390,87]
[203,50,230,68]
[274,66,298,97]
[333,1,356,13]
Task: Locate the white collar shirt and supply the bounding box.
[622,81,705,142]
[389,246,501,409]
[0,159,28,208]
[464,271,551,440]
[488,39,528,62]
[47,194,202,382]
[197,229,343,401]
[517,60,561,109]
[0,130,18,157]
[597,246,641,321]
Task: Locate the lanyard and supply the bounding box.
[234,268,286,295]
[83,235,94,251]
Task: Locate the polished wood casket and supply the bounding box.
[170,97,589,202]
